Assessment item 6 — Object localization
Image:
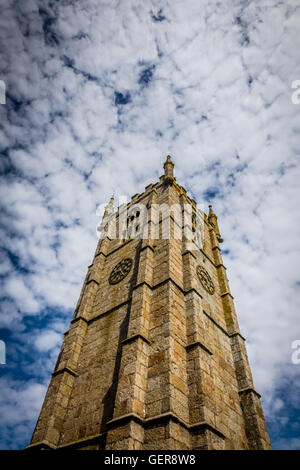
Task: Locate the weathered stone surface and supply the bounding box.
[28,157,271,450]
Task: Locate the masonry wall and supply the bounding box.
[28,173,271,450]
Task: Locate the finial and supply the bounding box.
[163,155,174,183]
[108,193,114,207]
[165,155,173,164]
[103,193,115,218]
[208,204,223,243]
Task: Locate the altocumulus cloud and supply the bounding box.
[0,0,300,449]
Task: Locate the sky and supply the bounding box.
[0,0,300,450]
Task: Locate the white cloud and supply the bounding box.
[0,0,299,449]
[34,330,62,352]
[0,379,46,450]
[4,277,40,315]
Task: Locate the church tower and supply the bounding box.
[28,156,271,450]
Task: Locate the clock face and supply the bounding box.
[109,258,133,285]
[197,265,214,295]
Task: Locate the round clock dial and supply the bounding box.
[197,265,214,295]
[109,258,133,285]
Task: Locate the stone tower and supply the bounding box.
[28,156,271,450]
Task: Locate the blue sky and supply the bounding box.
[0,0,300,449]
